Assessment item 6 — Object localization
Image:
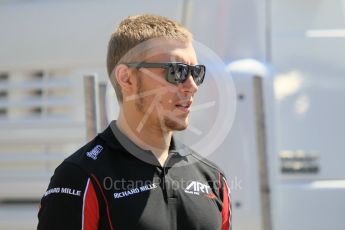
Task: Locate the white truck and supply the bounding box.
[0,0,344,229]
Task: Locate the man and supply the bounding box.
[38,14,231,230]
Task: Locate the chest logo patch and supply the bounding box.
[86,145,103,160]
[184,181,211,195]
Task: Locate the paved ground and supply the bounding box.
[0,203,38,230]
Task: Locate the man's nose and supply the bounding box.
[180,75,198,94]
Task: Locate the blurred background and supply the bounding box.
[0,0,345,229]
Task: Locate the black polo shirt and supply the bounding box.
[38,121,231,230]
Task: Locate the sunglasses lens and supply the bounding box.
[167,64,187,84]
[178,65,188,81]
[192,65,205,85]
[166,64,205,85]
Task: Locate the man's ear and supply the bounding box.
[114,64,134,93]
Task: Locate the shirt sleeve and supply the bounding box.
[220,174,232,230]
[37,162,99,230]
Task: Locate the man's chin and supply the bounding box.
[164,118,189,131]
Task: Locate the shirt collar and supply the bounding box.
[100,120,191,166]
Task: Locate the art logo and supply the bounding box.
[184,181,211,195]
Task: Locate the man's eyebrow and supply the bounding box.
[167,54,188,62]
[170,58,195,65]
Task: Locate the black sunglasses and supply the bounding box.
[123,62,206,86]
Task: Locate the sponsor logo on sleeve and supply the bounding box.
[86,145,103,160]
[44,187,81,197]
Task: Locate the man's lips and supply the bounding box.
[175,100,192,112]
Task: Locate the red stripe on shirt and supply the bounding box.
[221,178,231,230]
[83,179,99,230]
[91,174,115,230]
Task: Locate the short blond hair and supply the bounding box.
[106,14,193,103]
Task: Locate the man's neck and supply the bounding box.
[116,111,172,166]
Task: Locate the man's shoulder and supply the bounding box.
[50,136,105,180]
[65,136,105,164]
[186,149,226,177]
[62,124,124,173]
